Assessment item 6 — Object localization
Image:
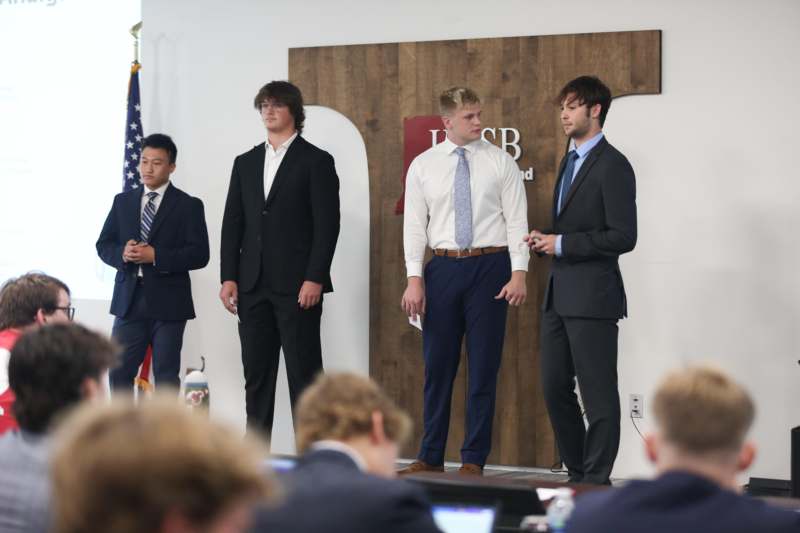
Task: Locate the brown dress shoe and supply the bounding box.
[397,460,445,475]
[458,463,484,476]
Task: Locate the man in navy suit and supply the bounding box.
[526,76,637,484]
[97,133,209,391]
[250,373,441,533]
[566,366,800,533]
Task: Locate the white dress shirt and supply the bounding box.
[403,136,530,277]
[264,132,298,199]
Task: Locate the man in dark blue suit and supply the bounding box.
[97,133,209,391]
[251,373,442,533]
[566,366,800,533]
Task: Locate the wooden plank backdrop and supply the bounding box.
[290,30,661,467]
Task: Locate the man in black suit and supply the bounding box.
[220,81,340,437]
[566,366,800,533]
[250,373,441,533]
[97,133,209,391]
[526,76,637,485]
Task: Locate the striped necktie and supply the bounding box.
[140,191,158,243]
[454,147,473,249]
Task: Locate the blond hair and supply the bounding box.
[653,366,755,454]
[51,396,275,533]
[439,86,481,115]
[295,372,411,453]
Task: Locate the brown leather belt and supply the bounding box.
[432,246,508,258]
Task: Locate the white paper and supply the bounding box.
[535,487,560,501]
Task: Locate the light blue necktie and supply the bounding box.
[140,191,158,242]
[557,150,579,214]
[454,147,473,249]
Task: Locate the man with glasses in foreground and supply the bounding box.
[0,272,73,435]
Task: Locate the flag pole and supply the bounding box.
[130,21,142,65]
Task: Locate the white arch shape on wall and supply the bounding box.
[269,105,371,454]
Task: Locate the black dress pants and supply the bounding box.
[237,276,323,440]
[540,302,620,485]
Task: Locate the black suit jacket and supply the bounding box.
[544,137,637,319]
[251,449,441,533]
[96,183,210,321]
[221,135,340,294]
[566,471,800,533]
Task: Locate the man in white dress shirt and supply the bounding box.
[399,87,529,475]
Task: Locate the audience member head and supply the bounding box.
[9,323,116,434]
[439,86,482,146]
[51,396,275,533]
[647,365,756,489]
[0,272,72,331]
[253,80,305,135]
[295,372,411,478]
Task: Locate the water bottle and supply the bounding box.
[184,356,210,412]
[546,487,575,532]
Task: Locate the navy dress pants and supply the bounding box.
[110,281,186,391]
[418,252,510,467]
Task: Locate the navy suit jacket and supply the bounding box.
[566,471,800,533]
[544,138,637,319]
[96,183,209,321]
[251,449,441,533]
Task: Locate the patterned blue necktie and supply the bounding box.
[557,150,580,214]
[140,191,158,243]
[454,147,473,249]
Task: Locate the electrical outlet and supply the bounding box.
[629,394,643,418]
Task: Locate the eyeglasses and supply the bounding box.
[51,306,76,321]
[260,101,286,111]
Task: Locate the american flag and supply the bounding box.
[122,61,154,394]
[123,62,144,192]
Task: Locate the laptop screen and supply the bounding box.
[432,504,497,533]
[264,456,297,472]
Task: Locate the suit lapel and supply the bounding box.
[552,152,569,219]
[146,183,176,240]
[558,138,608,218]
[265,135,306,207]
[251,143,266,203]
[128,187,144,240]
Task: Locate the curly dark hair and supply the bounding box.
[253,80,306,134]
[9,323,119,433]
[0,272,69,330]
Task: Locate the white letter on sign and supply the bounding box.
[500,128,521,160]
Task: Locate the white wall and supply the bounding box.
[133,0,800,480]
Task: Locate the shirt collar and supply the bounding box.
[267,131,298,155]
[310,440,368,472]
[144,181,169,196]
[570,131,604,159]
[439,135,483,155]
